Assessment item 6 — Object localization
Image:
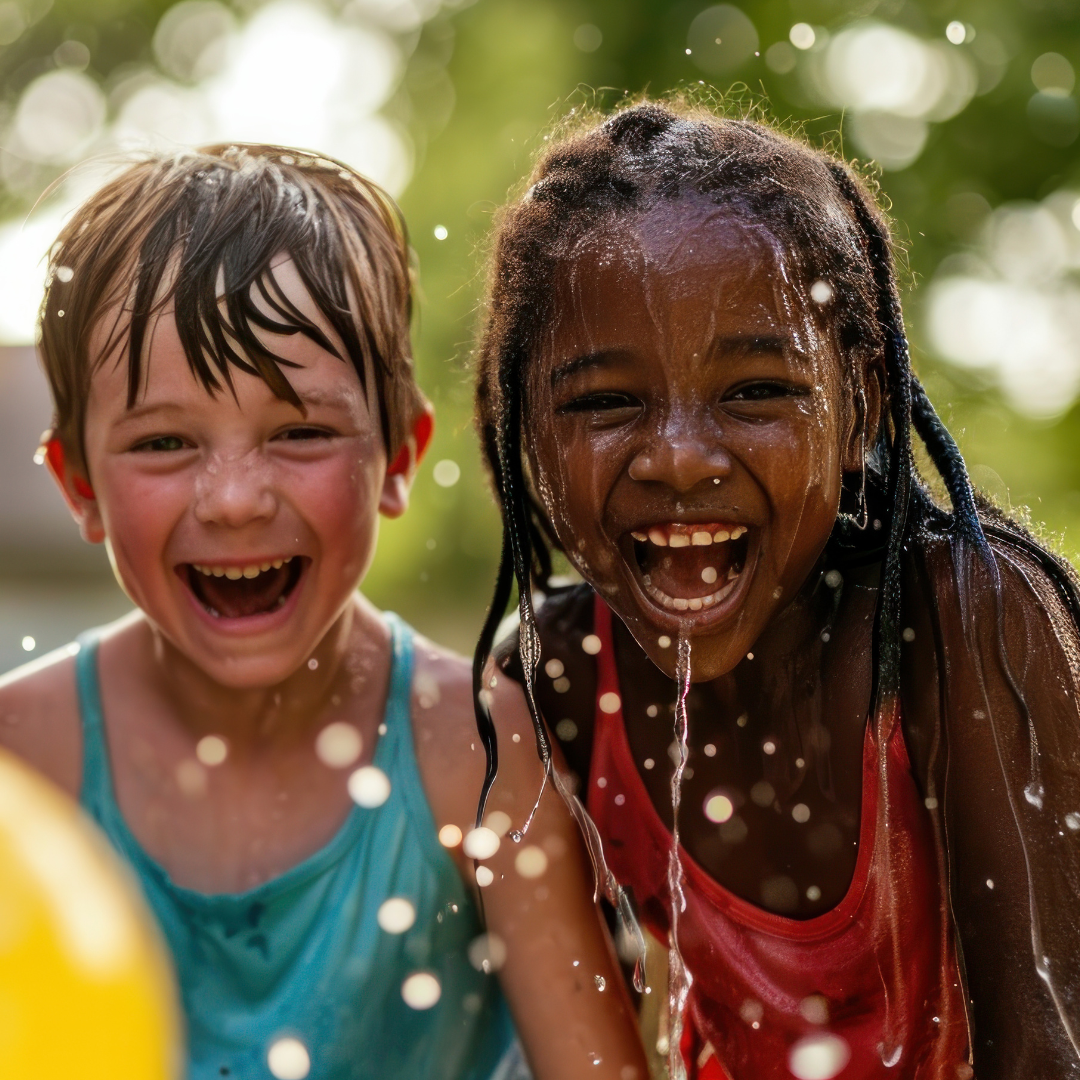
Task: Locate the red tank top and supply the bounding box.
[585,598,971,1080]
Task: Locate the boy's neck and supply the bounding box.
[130,595,389,756]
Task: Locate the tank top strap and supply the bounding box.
[73,630,116,824]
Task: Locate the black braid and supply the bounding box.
[827,161,918,700]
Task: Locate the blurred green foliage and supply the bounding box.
[3,0,1079,651]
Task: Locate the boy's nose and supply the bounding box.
[628,422,732,493]
[193,453,278,527]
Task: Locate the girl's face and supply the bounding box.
[528,196,861,681]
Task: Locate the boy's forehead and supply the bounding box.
[87,254,365,407]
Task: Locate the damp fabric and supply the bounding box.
[586,597,969,1080]
[75,614,522,1080]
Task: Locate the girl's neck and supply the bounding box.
[135,595,389,756]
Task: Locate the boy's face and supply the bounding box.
[69,259,407,689]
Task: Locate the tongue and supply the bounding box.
[644,543,734,600]
[190,565,293,618]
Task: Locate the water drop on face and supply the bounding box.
[401,972,442,1009]
[307,658,318,670]
[810,279,833,304]
[267,1037,311,1079]
[658,635,671,649]
[1024,782,1045,809]
[1065,812,1080,830]
[594,975,606,991]
[377,897,416,934]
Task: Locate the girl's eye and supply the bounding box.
[557,392,640,414]
[133,435,186,452]
[728,381,802,402]
[276,426,334,441]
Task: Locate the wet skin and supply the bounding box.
[524,198,880,915]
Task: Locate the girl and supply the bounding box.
[474,101,1080,1079]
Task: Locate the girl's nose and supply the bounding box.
[628,423,732,493]
[193,452,278,527]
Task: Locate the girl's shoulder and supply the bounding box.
[493,582,598,785]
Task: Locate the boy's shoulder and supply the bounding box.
[0,643,83,797]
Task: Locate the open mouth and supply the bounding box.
[181,556,305,619]
[628,523,750,613]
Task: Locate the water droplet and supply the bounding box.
[484,810,512,837]
[704,792,734,823]
[401,971,441,1009]
[314,722,362,768]
[468,932,508,972]
[347,765,391,808]
[463,826,501,859]
[55,265,74,283]
[20,635,35,652]
[986,878,994,889]
[1065,812,1080,830]
[555,718,578,741]
[515,846,548,878]
[196,734,228,767]
[824,570,842,588]
[924,796,939,810]
[581,634,602,654]
[176,759,208,798]
[646,705,658,718]
[799,995,830,1025]
[810,279,833,304]
[599,692,621,714]
[377,897,416,934]
[792,803,811,823]
[643,758,655,770]
[438,824,462,847]
[475,865,494,887]
[1024,782,1045,809]
[703,743,716,757]
[788,1033,850,1079]
[762,739,776,755]
[433,225,448,240]
[736,713,748,727]
[596,776,608,788]
[307,657,318,670]
[432,459,461,487]
[806,884,821,902]
[658,635,671,649]
[594,975,606,991]
[267,1037,311,1079]
[739,999,763,1024]
[701,566,717,584]
[902,627,916,642]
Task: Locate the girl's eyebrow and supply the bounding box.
[550,349,633,388]
[709,333,791,356]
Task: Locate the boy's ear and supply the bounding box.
[379,407,435,519]
[41,435,106,544]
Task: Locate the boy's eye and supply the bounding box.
[133,435,186,452]
[275,426,334,441]
[557,392,641,414]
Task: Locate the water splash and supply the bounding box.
[666,633,694,1080]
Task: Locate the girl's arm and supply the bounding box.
[906,536,1080,1077]
[413,640,649,1080]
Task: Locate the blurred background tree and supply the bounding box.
[0,0,1077,665]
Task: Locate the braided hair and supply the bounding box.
[471,100,1080,821]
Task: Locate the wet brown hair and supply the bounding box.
[469,99,1080,820]
[39,143,425,471]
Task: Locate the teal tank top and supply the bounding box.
[75,615,525,1080]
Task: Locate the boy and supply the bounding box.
[0,145,646,1080]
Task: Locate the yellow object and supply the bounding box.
[0,748,179,1078]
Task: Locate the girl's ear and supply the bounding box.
[41,435,106,544]
[842,365,884,472]
[380,406,435,519]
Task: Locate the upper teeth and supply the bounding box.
[192,557,292,578]
[631,525,746,547]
